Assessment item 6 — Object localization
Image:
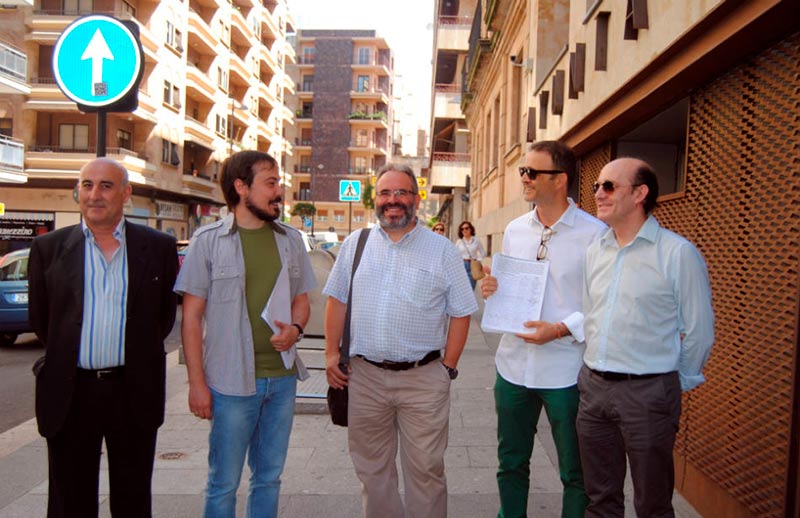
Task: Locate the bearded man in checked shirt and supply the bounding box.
[324,163,477,518]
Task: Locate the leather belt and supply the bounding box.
[358,350,441,372]
[588,368,668,381]
[76,366,125,381]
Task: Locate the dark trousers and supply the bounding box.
[494,373,587,518]
[575,366,681,518]
[46,374,158,518]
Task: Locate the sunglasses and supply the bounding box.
[519,167,564,180]
[592,181,643,194]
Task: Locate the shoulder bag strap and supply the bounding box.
[340,228,370,367]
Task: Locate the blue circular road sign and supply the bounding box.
[53,15,143,107]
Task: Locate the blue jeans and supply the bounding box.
[464,260,477,290]
[204,375,297,518]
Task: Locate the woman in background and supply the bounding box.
[432,223,446,235]
[455,220,485,290]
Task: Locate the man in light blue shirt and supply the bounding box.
[578,158,715,518]
[324,163,477,518]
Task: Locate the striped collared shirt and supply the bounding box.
[78,219,128,369]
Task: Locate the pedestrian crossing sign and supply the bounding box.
[339,180,361,202]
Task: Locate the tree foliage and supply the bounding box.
[291,202,316,217]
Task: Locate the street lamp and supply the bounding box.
[311,163,323,237]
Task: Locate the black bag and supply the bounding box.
[325,229,370,427]
[326,369,349,426]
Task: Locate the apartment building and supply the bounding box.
[461,1,799,516]
[427,0,475,237]
[0,0,295,255]
[285,29,392,239]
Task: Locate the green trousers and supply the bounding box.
[495,372,588,518]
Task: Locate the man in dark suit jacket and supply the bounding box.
[28,157,178,518]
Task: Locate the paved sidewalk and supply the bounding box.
[0,314,701,517]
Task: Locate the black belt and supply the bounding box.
[76,366,125,381]
[358,350,441,372]
[588,368,668,381]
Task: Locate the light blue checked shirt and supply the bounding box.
[78,219,128,369]
[583,215,715,391]
[324,222,478,362]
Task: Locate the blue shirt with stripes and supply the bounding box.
[78,219,128,369]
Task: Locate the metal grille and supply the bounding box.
[578,144,610,212]
[670,32,800,517]
[577,32,799,516]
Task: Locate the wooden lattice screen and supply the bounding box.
[578,32,800,517]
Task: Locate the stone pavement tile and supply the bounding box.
[0,419,39,459]
[466,445,496,468]
[0,442,47,509]
[150,468,208,495]
[447,426,498,447]
[445,446,469,468]
[279,494,361,518]
[153,447,209,470]
[98,494,237,518]
[281,466,361,495]
[452,405,497,428]
[445,466,496,494]
[0,493,47,518]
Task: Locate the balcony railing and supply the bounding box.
[432,152,470,163]
[438,15,472,26]
[297,56,315,65]
[0,41,26,82]
[352,84,389,95]
[294,138,312,146]
[434,83,461,93]
[29,145,146,159]
[348,111,387,121]
[294,164,311,173]
[0,135,24,172]
[348,166,373,174]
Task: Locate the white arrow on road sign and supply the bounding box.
[82,29,114,95]
[81,29,114,96]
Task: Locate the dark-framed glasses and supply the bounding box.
[592,181,643,194]
[537,226,554,261]
[519,167,564,180]
[376,188,416,199]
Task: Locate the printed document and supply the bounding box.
[261,265,296,370]
[480,253,549,335]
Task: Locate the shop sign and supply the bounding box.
[156,201,186,220]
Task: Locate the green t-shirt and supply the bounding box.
[238,226,294,378]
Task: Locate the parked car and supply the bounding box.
[0,248,31,347]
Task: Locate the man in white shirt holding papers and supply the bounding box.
[480,141,606,518]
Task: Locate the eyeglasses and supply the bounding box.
[460,226,471,231]
[537,226,554,261]
[519,167,564,180]
[433,227,445,233]
[592,181,643,194]
[376,189,417,199]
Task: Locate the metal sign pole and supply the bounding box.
[96,110,107,157]
[348,201,352,235]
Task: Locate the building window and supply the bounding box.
[302,46,315,64]
[357,75,369,92]
[333,211,345,222]
[509,56,521,145]
[301,102,313,118]
[117,129,132,150]
[63,0,91,15]
[0,118,12,137]
[161,139,180,166]
[166,21,183,52]
[354,129,369,147]
[491,95,500,168]
[302,75,313,92]
[316,210,328,222]
[163,81,181,108]
[595,12,610,70]
[624,0,649,40]
[357,48,370,65]
[121,0,136,17]
[352,156,368,173]
[59,124,89,150]
[217,67,228,90]
[615,97,688,196]
[215,114,227,136]
[353,211,364,222]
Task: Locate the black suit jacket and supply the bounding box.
[28,221,178,438]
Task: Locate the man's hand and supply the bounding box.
[514,321,568,345]
[480,265,497,299]
[270,320,299,352]
[325,351,350,389]
[188,380,212,420]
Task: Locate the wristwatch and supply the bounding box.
[291,323,304,342]
[444,363,458,380]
